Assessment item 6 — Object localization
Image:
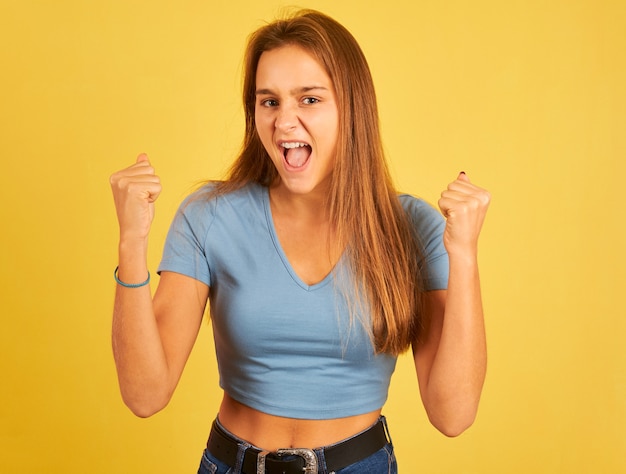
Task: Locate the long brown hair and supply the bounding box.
[215,9,425,355]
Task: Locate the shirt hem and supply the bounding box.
[224,388,387,420]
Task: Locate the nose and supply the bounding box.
[274,104,298,132]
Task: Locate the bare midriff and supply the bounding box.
[217,393,382,451]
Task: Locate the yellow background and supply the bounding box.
[1,0,624,472]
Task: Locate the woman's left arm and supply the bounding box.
[413,172,491,437]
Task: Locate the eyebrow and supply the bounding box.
[255,86,329,96]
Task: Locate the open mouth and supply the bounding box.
[281,142,311,168]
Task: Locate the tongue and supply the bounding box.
[285,146,311,168]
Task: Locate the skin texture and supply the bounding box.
[109,45,490,448]
[255,45,342,287]
[255,45,339,205]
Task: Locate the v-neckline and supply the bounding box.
[263,187,337,291]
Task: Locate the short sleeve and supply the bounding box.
[399,194,449,291]
[157,190,216,287]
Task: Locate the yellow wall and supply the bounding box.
[1,0,624,472]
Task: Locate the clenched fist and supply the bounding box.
[110,153,162,242]
[438,172,491,258]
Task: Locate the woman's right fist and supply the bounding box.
[110,153,162,241]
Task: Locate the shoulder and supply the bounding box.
[398,193,444,226]
[397,193,446,251]
[398,193,449,287]
[179,181,266,216]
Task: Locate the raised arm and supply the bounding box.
[413,172,490,436]
[110,154,208,417]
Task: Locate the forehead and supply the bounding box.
[255,44,333,90]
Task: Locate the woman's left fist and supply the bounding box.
[438,172,491,257]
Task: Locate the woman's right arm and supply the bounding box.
[110,154,209,417]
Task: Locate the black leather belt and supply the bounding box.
[207,418,388,474]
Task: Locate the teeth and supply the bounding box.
[281,142,309,149]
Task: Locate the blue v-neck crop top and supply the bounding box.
[158,182,448,419]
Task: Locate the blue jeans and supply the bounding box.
[198,417,398,474]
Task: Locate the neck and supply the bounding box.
[269,182,331,223]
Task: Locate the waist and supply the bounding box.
[207,416,390,474]
[218,393,382,449]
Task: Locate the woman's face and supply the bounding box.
[254,44,339,200]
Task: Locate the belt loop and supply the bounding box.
[314,447,328,474]
[380,416,393,445]
[215,416,248,474]
[234,440,248,474]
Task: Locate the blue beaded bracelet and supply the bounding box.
[114,266,151,288]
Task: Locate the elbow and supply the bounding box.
[421,383,484,437]
[431,414,476,438]
[127,401,166,419]
[121,389,171,418]
[426,401,479,437]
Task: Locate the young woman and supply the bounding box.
[110,9,490,474]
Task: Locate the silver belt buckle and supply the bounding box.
[257,448,318,474]
[277,448,318,474]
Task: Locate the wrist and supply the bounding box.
[118,234,149,254]
[446,247,479,268]
[117,237,149,275]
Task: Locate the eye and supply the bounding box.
[302,97,320,105]
[260,98,278,107]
